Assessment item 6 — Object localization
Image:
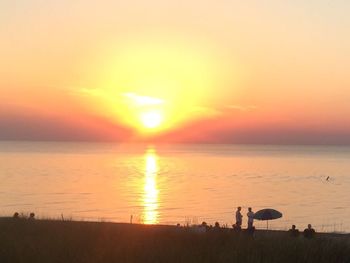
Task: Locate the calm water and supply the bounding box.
[1,141,349,232]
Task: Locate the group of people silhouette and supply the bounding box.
[234,206,255,231]
[289,224,316,238]
[12,209,316,238]
[13,212,35,220]
[233,206,316,238]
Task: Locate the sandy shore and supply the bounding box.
[0,217,349,263]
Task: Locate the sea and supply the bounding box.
[0,141,349,232]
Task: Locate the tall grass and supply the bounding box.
[0,218,349,263]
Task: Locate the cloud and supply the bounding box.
[78,88,107,98]
[190,106,222,116]
[123,93,164,106]
[0,109,133,141]
[186,104,257,119]
[225,105,257,112]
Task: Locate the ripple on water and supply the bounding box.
[1,143,350,232]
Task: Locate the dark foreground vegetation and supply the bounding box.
[0,218,349,263]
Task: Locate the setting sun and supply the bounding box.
[140,111,163,129]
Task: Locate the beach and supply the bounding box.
[1,218,349,263]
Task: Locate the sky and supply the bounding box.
[1,0,350,144]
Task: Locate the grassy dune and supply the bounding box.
[0,218,349,263]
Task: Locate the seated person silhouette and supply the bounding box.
[303,224,316,238]
[29,212,35,220]
[200,221,209,232]
[213,221,221,232]
[288,225,299,237]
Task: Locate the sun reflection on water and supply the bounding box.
[142,148,159,224]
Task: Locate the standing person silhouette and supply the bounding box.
[235,206,243,229]
[247,207,254,229]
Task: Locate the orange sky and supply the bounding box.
[1,1,350,144]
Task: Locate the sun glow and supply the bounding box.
[77,38,231,137]
[140,111,163,129]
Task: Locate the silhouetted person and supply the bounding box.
[201,221,209,232]
[288,225,300,237]
[213,221,221,232]
[13,212,19,219]
[247,207,254,229]
[303,224,315,238]
[29,212,35,220]
[235,207,243,229]
[326,176,330,181]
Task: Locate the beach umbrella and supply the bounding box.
[253,208,282,229]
